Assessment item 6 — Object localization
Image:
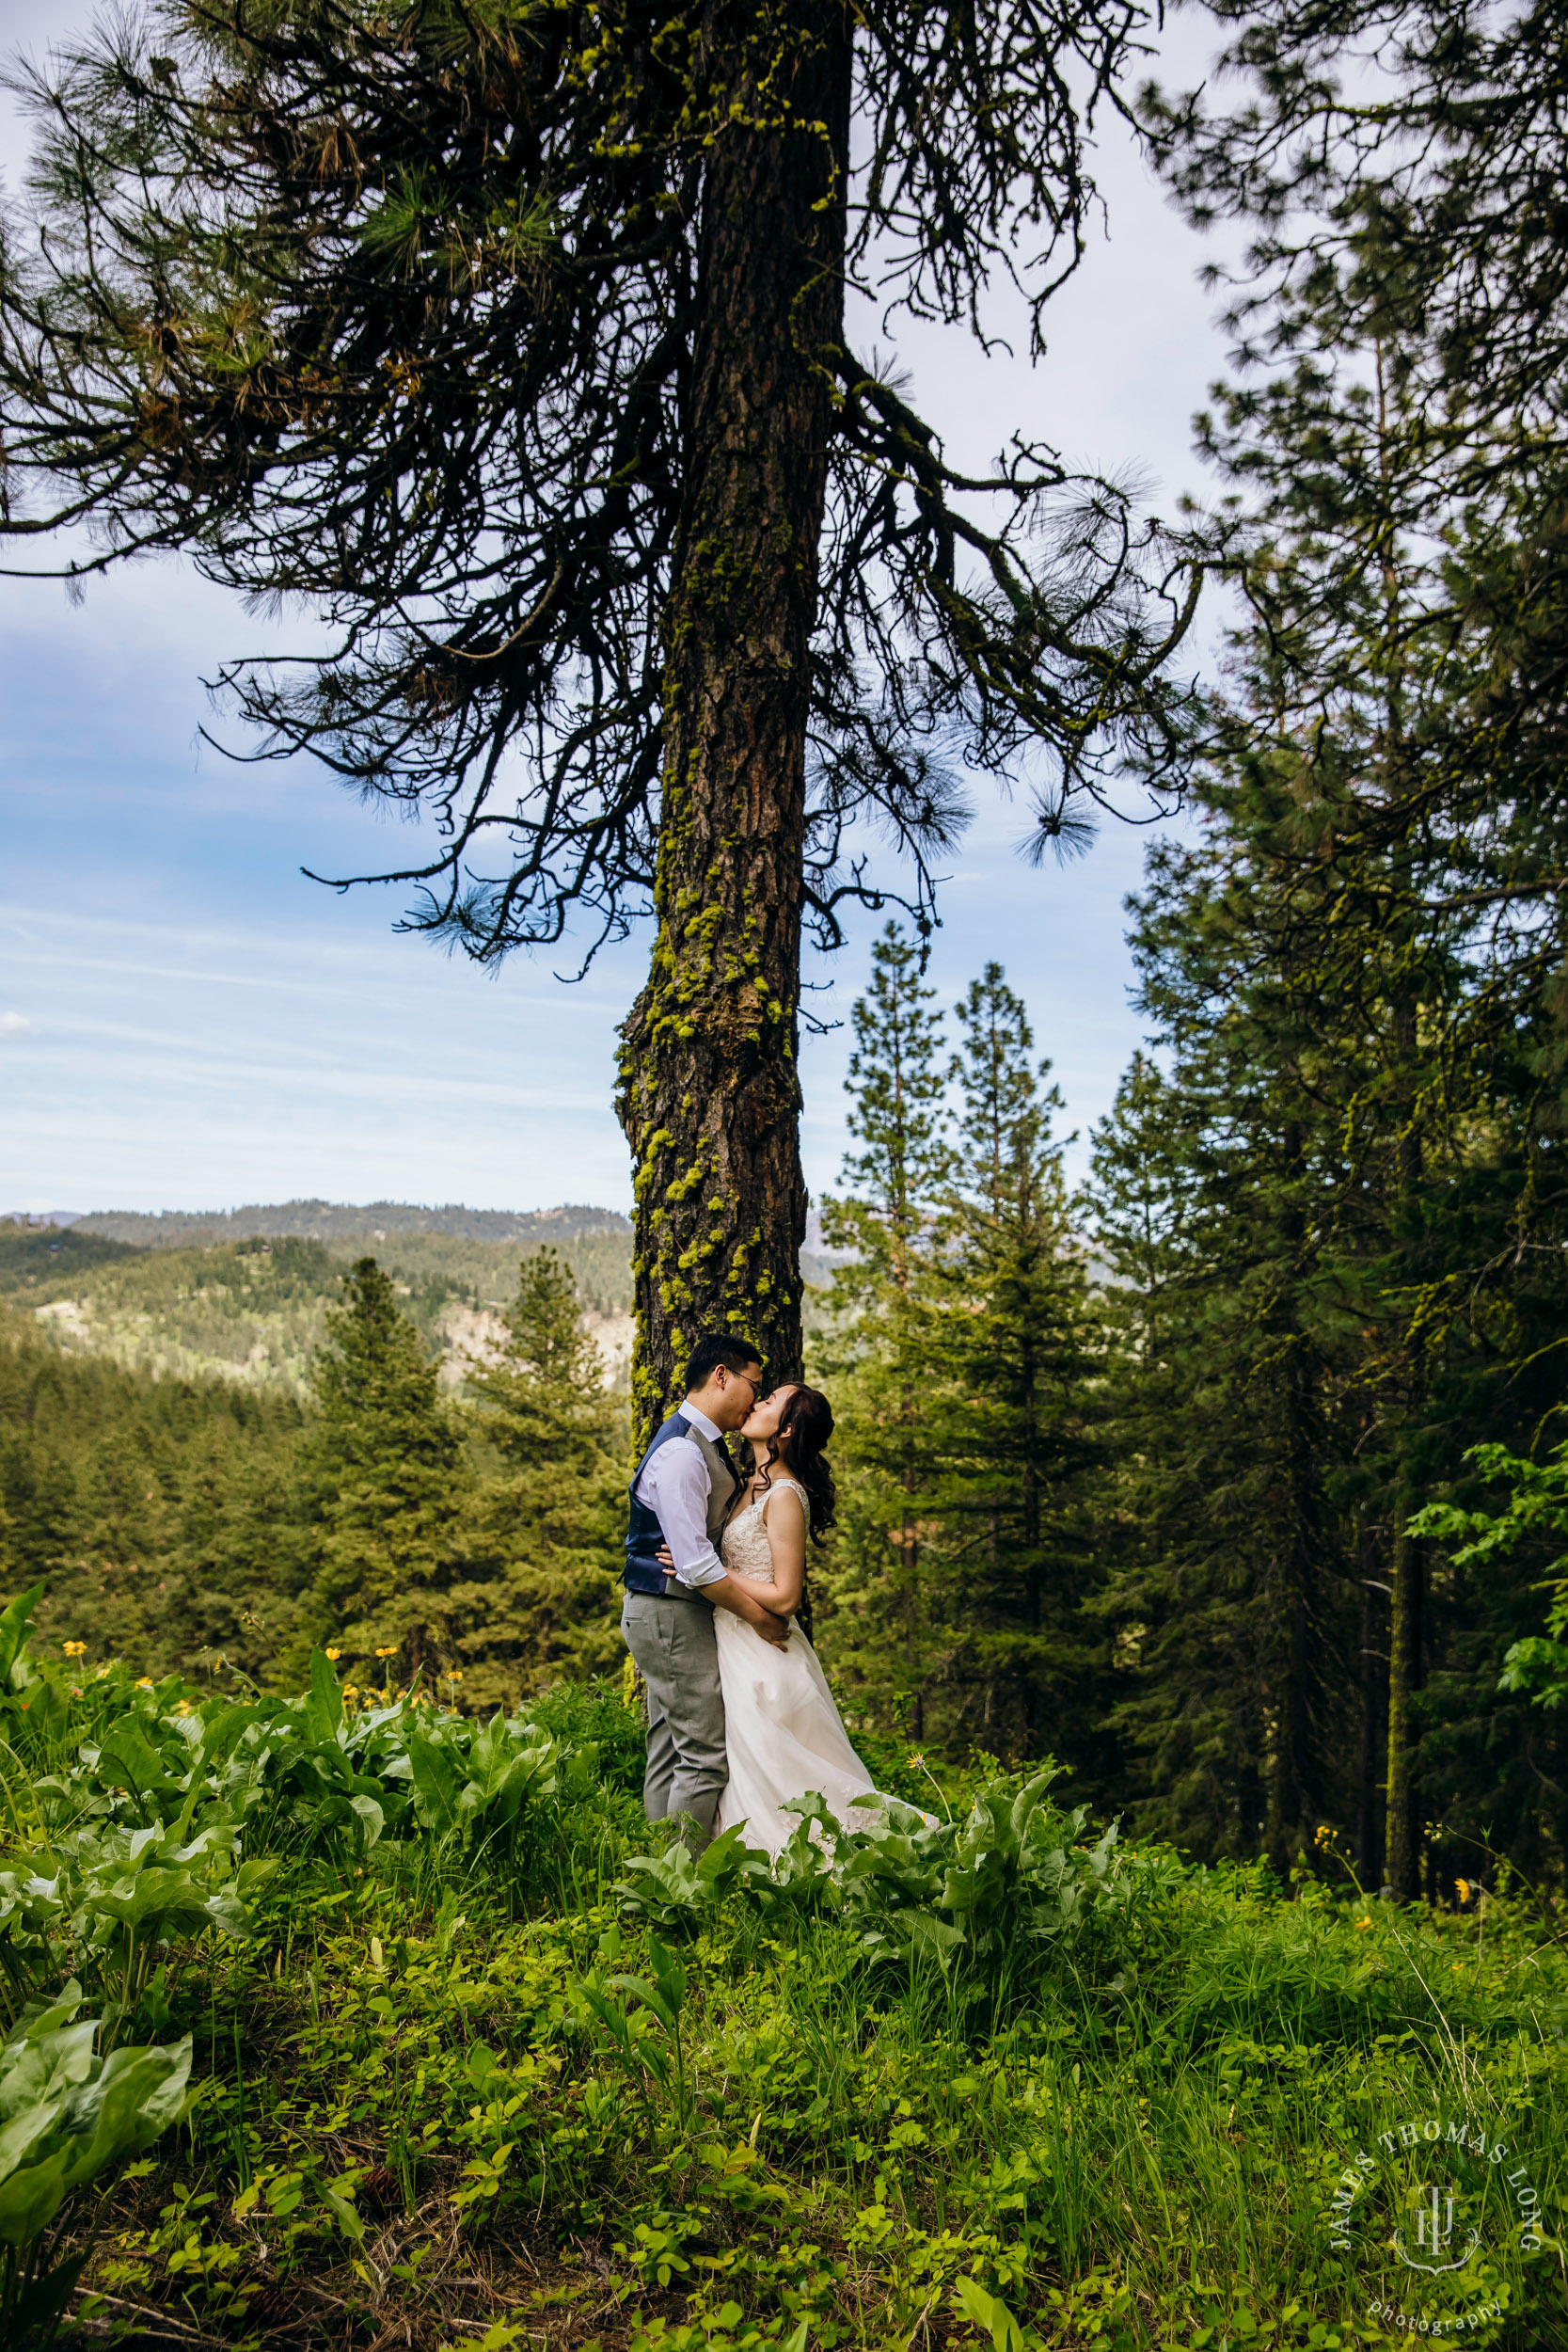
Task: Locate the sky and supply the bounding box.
[0,0,1235,1220]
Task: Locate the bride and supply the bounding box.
[705,1382,885,1855]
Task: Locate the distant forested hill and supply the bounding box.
[2,1203,832,1397]
[71,1199,631,1247]
[0,1225,638,1394]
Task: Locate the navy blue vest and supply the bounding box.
[623,1413,735,1596]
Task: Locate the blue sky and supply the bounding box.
[0,1,1231,1218]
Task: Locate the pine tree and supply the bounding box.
[920,966,1105,1767]
[816,936,1107,1774]
[455,1251,626,1708]
[1081,278,1568,1878]
[1084,886,1356,1873]
[307,1260,467,1685]
[825,922,955,1298]
[816,924,955,1740]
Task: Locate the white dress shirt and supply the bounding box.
[634,1403,731,1588]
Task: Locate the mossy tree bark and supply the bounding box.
[618,2,850,1441]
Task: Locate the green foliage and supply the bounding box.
[615,1772,1184,2006]
[0,1981,193,2349]
[1412,1443,1568,1711]
[10,1820,278,2035]
[456,1249,626,1707]
[816,925,956,1733]
[0,1607,1562,2351]
[401,1711,567,1845]
[613,1825,768,1934]
[305,1259,470,1681]
[0,1229,142,1291]
[824,922,954,1298]
[815,930,1106,1772]
[920,970,1108,1765]
[1071,202,1568,1890]
[0,1239,631,1714]
[3,1235,404,1392]
[1080,0,1568,1915]
[0,1297,314,1683]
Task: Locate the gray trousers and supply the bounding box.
[620,1591,727,1850]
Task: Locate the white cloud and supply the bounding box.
[0,1010,36,1039]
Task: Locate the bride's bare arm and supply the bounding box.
[726,1485,805,1616]
[662,1489,808,1615]
[705,1571,791,1645]
[651,1543,790,1645]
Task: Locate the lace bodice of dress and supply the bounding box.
[720,1477,810,1585]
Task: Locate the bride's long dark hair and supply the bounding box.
[748,1384,836,1540]
[739,1384,835,1645]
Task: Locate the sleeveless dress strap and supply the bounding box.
[759,1476,810,1525]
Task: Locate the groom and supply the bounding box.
[622,1332,791,1850]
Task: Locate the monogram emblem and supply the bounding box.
[1394,2184,1481,2275]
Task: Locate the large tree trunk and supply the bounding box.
[618,2,850,1441]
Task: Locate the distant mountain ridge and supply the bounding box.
[69,1199,632,1248]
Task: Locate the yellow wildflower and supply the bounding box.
[61,1640,87,1658]
[1354,1916,1372,1931]
[375,1645,397,1659]
[325,1647,341,1661]
[135,1677,154,1690]
[1456,1877,1473,1906]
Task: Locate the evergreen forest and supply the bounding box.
[10,882,1568,1906]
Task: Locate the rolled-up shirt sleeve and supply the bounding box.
[635,1439,726,1588]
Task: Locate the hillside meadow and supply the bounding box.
[0,1588,1562,2352]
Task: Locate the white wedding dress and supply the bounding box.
[713,1477,882,1856]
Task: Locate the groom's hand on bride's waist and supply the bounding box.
[652,1544,789,1647]
[729,1592,792,1646]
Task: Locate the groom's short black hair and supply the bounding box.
[683,1333,764,1391]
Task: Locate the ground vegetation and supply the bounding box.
[0,1597,1560,2352]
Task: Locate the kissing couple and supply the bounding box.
[619,1332,882,1855]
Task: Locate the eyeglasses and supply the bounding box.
[725,1368,764,1401]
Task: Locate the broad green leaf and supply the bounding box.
[57,2036,194,2190]
[0,2144,71,2247]
[97,1728,185,1805]
[405,1728,464,1835]
[0,1585,43,1692]
[606,1972,675,2032]
[954,2276,1027,2352]
[646,1935,687,2018]
[305,1650,344,1746]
